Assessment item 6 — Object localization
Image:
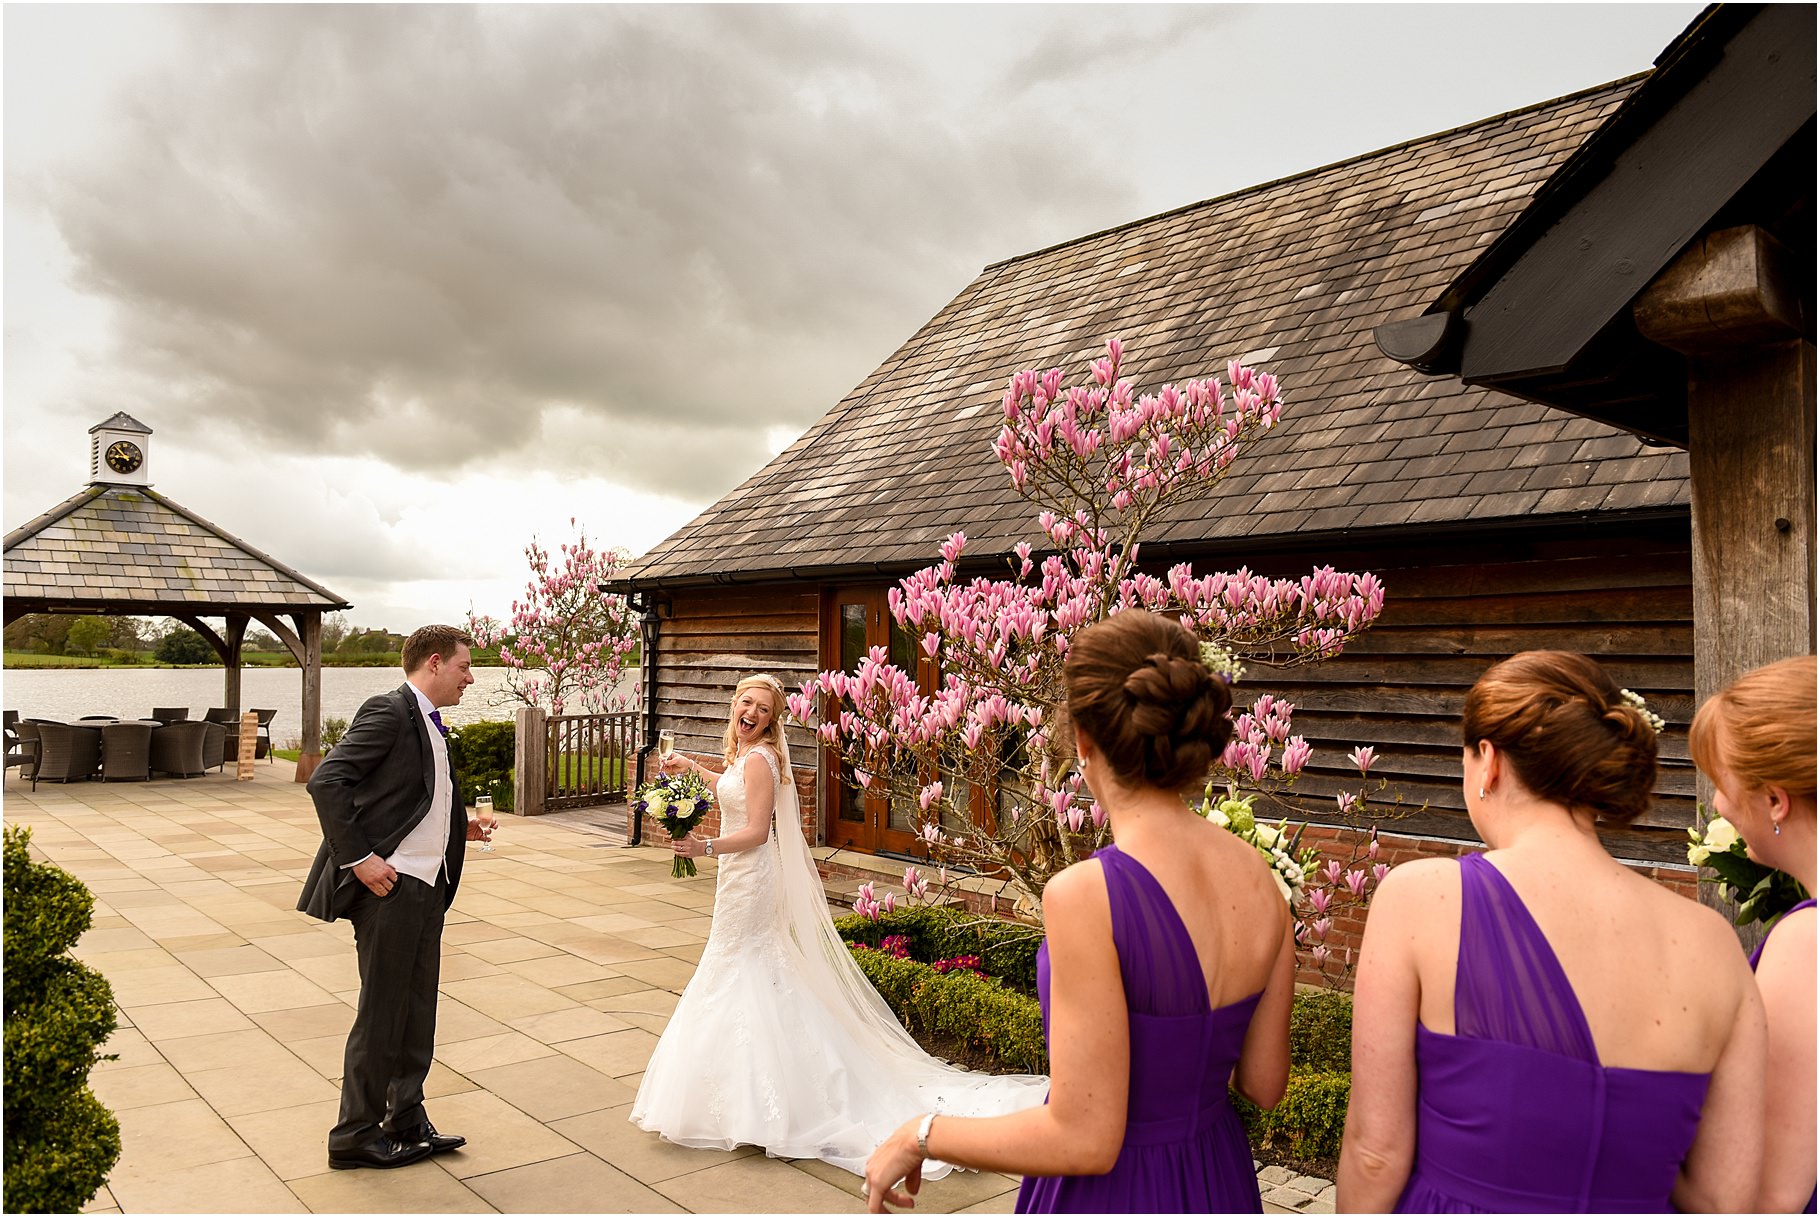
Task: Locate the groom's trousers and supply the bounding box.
[328,873,446,1151]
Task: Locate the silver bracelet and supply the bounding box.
[704,838,715,858]
[916,1112,936,1156]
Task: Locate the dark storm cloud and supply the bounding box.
[39,5,1138,497]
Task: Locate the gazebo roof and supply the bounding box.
[4,484,350,617]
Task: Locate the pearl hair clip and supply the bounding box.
[1618,688,1665,735]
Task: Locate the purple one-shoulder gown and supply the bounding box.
[1750,896,1817,1214]
[1017,844,1265,1214]
[1397,853,1711,1212]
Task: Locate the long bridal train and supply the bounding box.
[629,736,1048,1178]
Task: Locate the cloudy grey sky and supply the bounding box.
[5,2,1703,629]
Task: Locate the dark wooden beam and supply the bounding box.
[1458,4,1814,382]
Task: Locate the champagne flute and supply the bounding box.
[658,729,675,768]
[475,794,497,852]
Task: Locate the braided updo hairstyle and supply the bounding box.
[1462,650,1659,823]
[1063,609,1235,791]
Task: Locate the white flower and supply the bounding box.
[1254,823,1281,849]
[1206,806,1231,829]
[1687,844,1711,866]
[1704,817,1741,851]
[1269,868,1293,903]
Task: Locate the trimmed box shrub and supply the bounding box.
[4,826,121,1213]
[835,904,1042,995]
[847,947,1049,1075]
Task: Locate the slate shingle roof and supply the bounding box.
[627,77,1688,587]
[4,486,350,611]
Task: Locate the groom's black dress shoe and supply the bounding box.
[328,1134,434,1170]
[392,1121,466,1154]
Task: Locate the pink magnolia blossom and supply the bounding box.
[1348,745,1378,776]
[798,340,1390,909]
[466,524,638,716]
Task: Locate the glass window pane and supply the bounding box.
[838,602,868,824]
[889,616,916,674]
[841,603,867,668]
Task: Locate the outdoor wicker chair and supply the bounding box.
[199,721,229,772]
[100,722,154,782]
[204,707,238,728]
[34,722,101,783]
[252,709,277,761]
[151,707,190,723]
[150,721,209,778]
[7,720,40,789]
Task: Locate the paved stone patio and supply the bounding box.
[5,767,1320,1214]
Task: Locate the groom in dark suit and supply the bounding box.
[299,623,486,1170]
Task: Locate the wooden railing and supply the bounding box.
[513,707,638,814]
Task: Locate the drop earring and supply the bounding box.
[1478,787,1487,801]
[1774,820,1782,836]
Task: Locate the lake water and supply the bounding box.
[0,666,631,747]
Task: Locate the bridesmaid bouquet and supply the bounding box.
[1198,788,1314,904]
[634,772,715,878]
[1686,815,1811,926]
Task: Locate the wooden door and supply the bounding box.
[820,588,923,856]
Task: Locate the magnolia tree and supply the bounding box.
[789,341,1397,952]
[467,521,640,716]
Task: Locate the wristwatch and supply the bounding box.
[916,1112,936,1156]
[704,839,715,858]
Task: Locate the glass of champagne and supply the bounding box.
[658,729,675,767]
[475,794,497,852]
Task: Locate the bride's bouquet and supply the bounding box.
[634,771,715,878]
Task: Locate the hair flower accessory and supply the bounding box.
[1618,688,1665,735]
[1200,641,1245,685]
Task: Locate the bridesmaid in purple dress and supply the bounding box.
[863,609,1297,1213]
[1338,651,1766,1212]
[1690,656,1816,1212]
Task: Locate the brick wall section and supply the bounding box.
[1290,823,1698,989]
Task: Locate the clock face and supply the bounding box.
[104,439,144,475]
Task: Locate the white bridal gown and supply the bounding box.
[628,742,1049,1177]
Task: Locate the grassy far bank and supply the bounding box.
[1,648,540,670]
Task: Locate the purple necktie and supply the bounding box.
[428,710,448,737]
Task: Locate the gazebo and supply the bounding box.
[3,413,350,780]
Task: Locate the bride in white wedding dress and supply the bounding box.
[628,674,1049,1178]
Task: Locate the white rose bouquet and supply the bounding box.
[1687,814,1810,926]
[1198,787,1316,904]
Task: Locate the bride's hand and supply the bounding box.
[862,1121,924,1212]
[673,835,706,859]
[658,753,690,775]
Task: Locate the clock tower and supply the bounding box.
[89,412,154,487]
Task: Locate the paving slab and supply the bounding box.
[463,1149,684,1213]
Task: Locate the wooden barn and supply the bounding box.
[617,71,1719,881]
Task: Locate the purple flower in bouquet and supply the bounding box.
[632,771,715,878]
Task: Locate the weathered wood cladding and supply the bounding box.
[652,586,823,836]
[649,520,1696,865]
[1214,522,1695,864]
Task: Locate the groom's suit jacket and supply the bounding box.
[297,683,467,923]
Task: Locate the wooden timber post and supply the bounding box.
[515,705,547,816]
[295,611,325,783]
[1635,224,1817,927]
